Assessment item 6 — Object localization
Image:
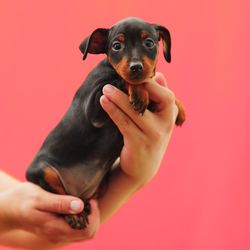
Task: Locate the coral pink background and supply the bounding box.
[0,1,249,250]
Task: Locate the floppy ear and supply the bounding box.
[154,25,171,63]
[79,28,109,60]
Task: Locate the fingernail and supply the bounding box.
[100,95,110,104]
[70,200,83,213]
[103,84,114,94]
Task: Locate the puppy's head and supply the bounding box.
[79,17,171,85]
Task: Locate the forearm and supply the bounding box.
[98,165,142,223]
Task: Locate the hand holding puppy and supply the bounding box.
[100,72,178,186]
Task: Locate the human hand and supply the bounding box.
[0,182,100,244]
[100,72,178,186]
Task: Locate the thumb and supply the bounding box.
[35,190,84,215]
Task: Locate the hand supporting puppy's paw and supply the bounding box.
[65,201,91,230]
[65,212,88,230]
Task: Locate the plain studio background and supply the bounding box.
[0,1,249,250]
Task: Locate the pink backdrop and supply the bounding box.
[0,1,249,249]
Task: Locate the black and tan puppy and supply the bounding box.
[26,17,185,229]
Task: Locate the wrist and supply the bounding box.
[0,191,17,232]
[119,162,156,189]
[0,181,25,233]
[118,167,149,192]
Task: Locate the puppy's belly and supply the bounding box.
[54,160,107,199]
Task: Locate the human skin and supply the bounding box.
[0,72,178,249]
[98,72,178,222]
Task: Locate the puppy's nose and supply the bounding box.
[129,62,143,72]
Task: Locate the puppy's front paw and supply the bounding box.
[129,92,148,115]
[128,85,149,115]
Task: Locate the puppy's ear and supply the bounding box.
[79,28,109,60]
[154,25,171,63]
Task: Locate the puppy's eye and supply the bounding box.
[143,38,155,48]
[112,41,124,51]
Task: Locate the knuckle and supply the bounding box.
[53,199,67,213]
[121,115,131,128]
[154,130,165,143]
[20,192,41,213]
[165,113,176,132]
[159,86,176,106]
[106,86,122,102]
[31,191,41,204]
[166,121,175,133]
[113,89,122,101]
[146,130,165,149]
[114,111,132,134]
[161,90,178,131]
[119,116,132,134]
[19,202,32,219]
[25,182,41,192]
[165,89,176,104]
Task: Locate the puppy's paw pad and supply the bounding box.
[65,212,89,230]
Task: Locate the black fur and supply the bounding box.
[26,17,172,229]
[26,59,125,198]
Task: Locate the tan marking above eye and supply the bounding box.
[116,34,125,42]
[141,31,148,39]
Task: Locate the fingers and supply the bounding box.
[100,93,143,137]
[35,199,100,243]
[100,72,178,135]
[35,188,84,215]
[100,85,153,134]
[56,199,100,242]
[8,183,99,244]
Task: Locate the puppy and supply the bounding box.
[26,17,185,229]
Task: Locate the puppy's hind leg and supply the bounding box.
[26,164,90,230]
